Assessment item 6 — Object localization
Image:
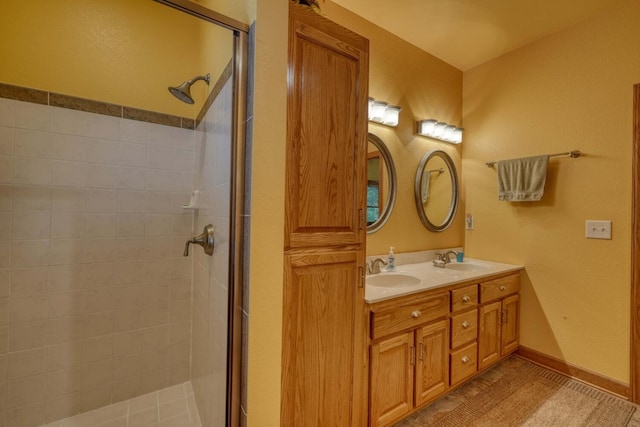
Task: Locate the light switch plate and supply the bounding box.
[585,220,612,239]
[466,213,474,230]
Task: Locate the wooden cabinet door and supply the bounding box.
[370,331,414,427]
[501,294,520,355]
[281,250,365,426]
[478,301,502,370]
[415,320,449,407]
[285,3,369,249]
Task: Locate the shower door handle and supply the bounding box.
[184,224,215,256]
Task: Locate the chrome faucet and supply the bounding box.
[436,250,458,264]
[367,258,388,275]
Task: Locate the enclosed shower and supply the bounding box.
[0,1,247,426]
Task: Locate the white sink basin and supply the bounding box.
[367,273,421,288]
[446,262,489,272]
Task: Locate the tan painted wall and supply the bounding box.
[244,0,286,425]
[0,0,232,118]
[322,2,464,257]
[462,0,640,383]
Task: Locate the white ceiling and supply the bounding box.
[332,0,624,70]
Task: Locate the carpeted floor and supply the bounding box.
[395,356,640,427]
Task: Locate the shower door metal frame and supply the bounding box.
[154,1,248,425]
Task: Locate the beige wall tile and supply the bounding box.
[128,391,157,413]
[83,263,114,288]
[0,156,13,184]
[82,335,113,364]
[10,294,47,323]
[46,341,83,372]
[7,373,46,408]
[0,353,7,382]
[82,312,113,339]
[51,188,85,213]
[45,316,83,346]
[51,214,85,239]
[52,160,87,187]
[0,269,9,297]
[11,239,49,267]
[45,367,82,398]
[48,291,83,319]
[81,360,112,391]
[80,383,111,412]
[112,376,141,404]
[112,353,140,381]
[0,326,8,353]
[83,287,115,314]
[141,348,168,374]
[11,212,50,240]
[45,391,82,424]
[87,139,120,165]
[85,215,116,238]
[116,215,145,238]
[7,348,46,380]
[86,164,118,189]
[82,238,117,263]
[14,129,52,158]
[48,265,84,292]
[0,127,14,156]
[140,368,168,395]
[168,322,190,345]
[86,189,116,213]
[0,212,10,240]
[11,267,47,295]
[48,239,83,266]
[9,320,47,351]
[13,157,51,185]
[0,185,12,212]
[52,134,87,162]
[6,401,47,427]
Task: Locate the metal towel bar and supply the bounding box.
[485,150,581,168]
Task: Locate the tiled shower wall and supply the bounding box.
[0,97,195,425]
[191,76,233,427]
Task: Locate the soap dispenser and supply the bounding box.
[386,247,396,272]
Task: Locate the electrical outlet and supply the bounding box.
[585,220,611,240]
[466,213,474,230]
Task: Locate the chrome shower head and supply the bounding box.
[168,73,210,104]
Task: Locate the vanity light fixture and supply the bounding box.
[416,119,463,144]
[368,97,401,127]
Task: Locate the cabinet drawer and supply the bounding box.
[450,342,477,386]
[450,309,478,349]
[480,273,520,303]
[450,285,478,312]
[371,293,449,340]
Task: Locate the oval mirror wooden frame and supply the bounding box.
[414,149,459,232]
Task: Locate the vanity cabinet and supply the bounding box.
[281,4,370,427]
[369,293,449,427]
[478,274,520,370]
[368,271,521,427]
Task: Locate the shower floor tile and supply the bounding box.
[43,382,202,427]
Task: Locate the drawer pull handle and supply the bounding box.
[462,295,471,302]
[462,321,470,328]
[499,285,506,291]
[411,310,422,318]
[461,355,470,363]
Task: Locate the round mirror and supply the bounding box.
[367,133,397,233]
[414,149,459,232]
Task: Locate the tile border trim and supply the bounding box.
[0,82,195,130]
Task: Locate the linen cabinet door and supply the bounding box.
[415,319,449,407]
[285,4,369,249]
[281,250,365,426]
[501,294,520,355]
[478,301,502,370]
[370,331,414,427]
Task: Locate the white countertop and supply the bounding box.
[365,258,523,303]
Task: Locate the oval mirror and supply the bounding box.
[367,133,397,233]
[414,149,459,232]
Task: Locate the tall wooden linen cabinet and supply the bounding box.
[281,4,370,426]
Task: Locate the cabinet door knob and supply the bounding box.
[411,310,422,318]
[499,285,506,291]
[462,295,471,302]
[461,355,470,363]
[462,321,470,328]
